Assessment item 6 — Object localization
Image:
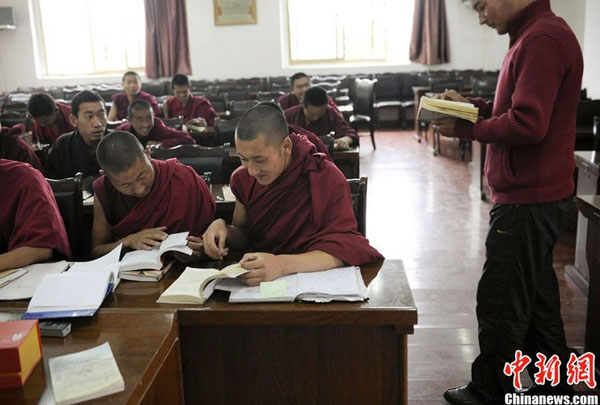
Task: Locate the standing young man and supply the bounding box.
[434,0,584,403]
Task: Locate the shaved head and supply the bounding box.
[127,99,152,118]
[97,131,147,175]
[235,103,288,146]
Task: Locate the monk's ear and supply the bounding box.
[68,114,79,128]
[282,136,292,151]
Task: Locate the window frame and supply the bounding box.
[29,0,146,78]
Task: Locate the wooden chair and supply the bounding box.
[215,117,240,146]
[151,144,230,184]
[347,176,368,237]
[349,78,377,149]
[46,172,87,260]
[374,73,403,127]
[229,100,258,119]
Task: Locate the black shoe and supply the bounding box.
[443,383,486,404]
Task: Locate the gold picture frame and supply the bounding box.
[213,0,257,26]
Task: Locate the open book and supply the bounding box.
[49,342,124,405]
[22,245,122,319]
[217,266,369,303]
[119,260,175,282]
[119,232,192,272]
[417,96,479,123]
[156,263,249,304]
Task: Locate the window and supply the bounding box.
[35,0,145,76]
[286,0,414,65]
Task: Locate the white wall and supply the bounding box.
[582,0,600,98]
[0,0,592,93]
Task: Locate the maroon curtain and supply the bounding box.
[409,0,449,65]
[144,0,192,78]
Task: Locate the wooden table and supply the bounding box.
[566,151,600,292]
[0,310,183,404]
[574,195,600,381]
[228,146,360,179]
[1,260,417,404]
[103,259,417,404]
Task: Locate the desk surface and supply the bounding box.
[104,259,417,330]
[0,310,181,404]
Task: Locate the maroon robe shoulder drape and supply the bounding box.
[117,118,195,147]
[0,126,43,171]
[284,105,358,145]
[32,102,75,145]
[111,91,161,120]
[0,160,71,258]
[230,133,382,265]
[93,159,215,239]
[165,95,218,126]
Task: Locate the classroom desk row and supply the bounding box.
[0,260,418,404]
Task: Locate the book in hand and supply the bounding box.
[156,263,249,304]
[417,95,479,123]
[49,342,124,405]
[216,266,369,303]
[22,245,122,320]
[119,259,175,282]
[0,320,42,388]
[119,231,192,272]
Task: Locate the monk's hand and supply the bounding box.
[239,253,285,286]
[124,226,168,251]
[202,219,229,260]
[334,136,352,151]
[432,118,457,138]
[171,236,204,263]
[439,89,469,103]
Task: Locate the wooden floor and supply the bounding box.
[358,129,595,403]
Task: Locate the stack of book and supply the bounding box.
[417,96,479,123]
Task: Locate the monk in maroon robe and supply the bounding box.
[117,100,195,148]
[107,71,161,121]
[0,160,71,270]
[164,74,218,127]
[203,104,382,285]
[284,86,358,151]
[0,123,43,171]
[28,93,75,145]
[278,72,340,113]
[91,131,215,259]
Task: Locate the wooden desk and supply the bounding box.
[567,151,600,292]
[0,310,183,405]
[1,260,417,404]
[102,259,417,404]
[228,146,360,179]
[574,195,600,381]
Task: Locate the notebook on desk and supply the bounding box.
[216,266,369,303]
[22,245,122,319]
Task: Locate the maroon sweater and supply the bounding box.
[454,0,583,204]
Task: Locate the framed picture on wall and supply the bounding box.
[213,0,257,26]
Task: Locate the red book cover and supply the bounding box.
[0,320,42,388]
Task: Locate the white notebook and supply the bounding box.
[49,342,125,405]
[22,245,122,319]
[216,266,369,303]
